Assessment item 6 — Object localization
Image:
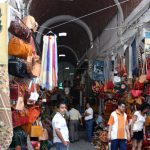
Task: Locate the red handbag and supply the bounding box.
[134,81,144,90]
[146,70,150,80]
[12,109,29,128]
[106,81,114,90]
[10,84,19,100]
[131,90,142,98]
[28,106,40,123]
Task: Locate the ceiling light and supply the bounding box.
[59,54,66,57]
[65,67,70,70]
[70,73,74,75]
[59,32,67,37]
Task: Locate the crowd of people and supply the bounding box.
[38,99,150,150]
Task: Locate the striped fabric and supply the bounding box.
[40,35,58,91]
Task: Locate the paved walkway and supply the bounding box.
[51,131,95,150]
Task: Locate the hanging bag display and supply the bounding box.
[8,57,27,78]
[28,106,40,124]
[22,15,38,32]
[8,20,32,43]
[28,80,39,102]
[12,109,29,128]
[8,37,33,59]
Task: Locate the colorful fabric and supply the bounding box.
[40,35,58,91]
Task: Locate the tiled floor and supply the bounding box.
[51,131,95,150]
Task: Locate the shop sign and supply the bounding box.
[92,60,104,82]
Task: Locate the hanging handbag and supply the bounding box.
[28,106,40,124]
[30,121,43,137]
[31,56,41,77]
[8,58,27,78]
[131,90,142,98]
[22,15,38,32]
[8,20,32,43]
[39,129,48,141]
[12,109,29,128]
[28,79,39,102]
[8,37,33,59]
[15,96,24,111]
[146,70,150,80]
[26,56,41,77]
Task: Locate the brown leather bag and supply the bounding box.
[22,15,38,32]
[26,56,41,77]
[8,21,32,43]
[8,37,33,59]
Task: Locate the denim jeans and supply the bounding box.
[55,142,69,150]
[85,119,93,142]
[111,139,127,150]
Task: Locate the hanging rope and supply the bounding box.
[38,0,129,30]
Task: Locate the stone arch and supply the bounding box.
[58,45,79,63]
[114,0,124,23]
[35,15,93,46]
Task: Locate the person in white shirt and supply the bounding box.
[52,102,69,150]
[69,104,83,142]
[131,103,150,150]
[84,102,93,142]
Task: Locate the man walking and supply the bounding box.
[69,104,83,143]
[52,102,69,150]
[84,102,93,143]
[108,100,130,150]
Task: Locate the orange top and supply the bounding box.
[108,109,128,139]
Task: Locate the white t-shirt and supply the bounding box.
[52,112,69,143]
[133,111,146,132]
[85,107,93,121]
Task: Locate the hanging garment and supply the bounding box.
[40,35,58,91]
[132,39,138,77]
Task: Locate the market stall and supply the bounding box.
[7,15,58,149]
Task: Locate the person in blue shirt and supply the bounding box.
[94,112,105,131]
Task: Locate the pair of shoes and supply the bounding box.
[90,142,94,145]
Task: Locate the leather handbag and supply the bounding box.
[31,56,41,77]
[8,58,27,78]
[30,122,43,137]
[15,96,24,110]
[22,15,38,32]
[28,106,40,123]
[8,37,33,59]
[131,90,142,98]
[26,56,41,77]
[12,109,29,128]
[146,70,150,80]
[39,129,48,141]
[8,20,32,43]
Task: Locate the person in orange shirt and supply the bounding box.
[108,100,130,150]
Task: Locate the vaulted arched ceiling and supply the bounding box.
[27,0,142,66]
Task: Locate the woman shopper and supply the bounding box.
[131,103,150,150]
